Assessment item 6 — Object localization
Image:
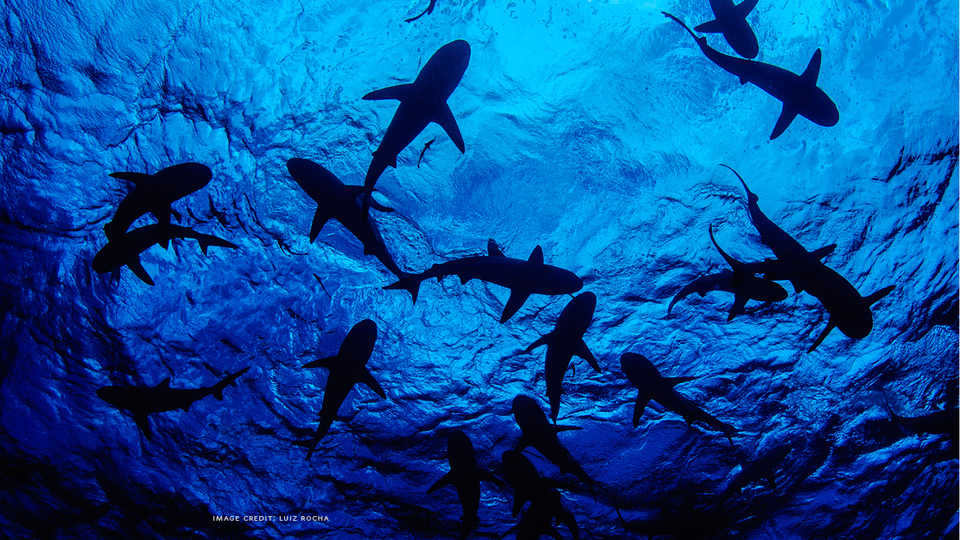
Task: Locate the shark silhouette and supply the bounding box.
[286,158,406,277]
[405,0,437,23]
[104,163,212,246]
[97,367,248,438]
[302,319,386,458]
[667,242,837,316]
[883,402,959,441]
[92,224,238,285]
[663,12,838,139]
[620,353,736,442]
[524,292,601,421]
[363,40,469,190]
[725,165,894,350]
[500,449,578,540]
[428,429,498,539]
[385,240,582,323]
[694,0,760,59]
[512,395,591,483]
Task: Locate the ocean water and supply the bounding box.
[0,0,957,538]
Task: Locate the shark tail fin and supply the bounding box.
[709,224,742,271]
[719,163,758,204]
[198,233,239,255]
[305,414,334,459]
[662,11,701,42]
[384,272,422,303]
[213,367,249,400]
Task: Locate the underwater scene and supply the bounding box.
[0,0,957,538]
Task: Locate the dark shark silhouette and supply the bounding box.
[883,402,959,441]
[92,224,238,285]
[405,0,437,23]
[524,292,601,421]
[104,163,212,246]
[302,319,386,458]
[500,449,578,540]
[620,353,736,442]
[512,395,591,483]
[97,367,248,438]
[385,240,582,323]
[417,138,436,168]
[510,484,580,540]
[725,165,894,350]
[662,12,838,139]
[694,0,760,59]
[667,242,837,316]
[363,40,469,190]
[286,158,406,277]
[428,429,498,539]
[703,224,788,320]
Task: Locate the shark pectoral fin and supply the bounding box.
[865,285,895,307]
[128,256,154,286]
[302,355,338,369]
[158,377,171,387]
[523,333,552,354]
[134,414,152,439]
[811,243,837,260]
[728,293,748,321]
[790,279,804,294]
[554,424,581,433]
[770,104,799,140]
[808,318,836,352]
[360,368,387,399]
[501,289,531,323]
[427,471,453,493]
[435,103,465,153]
[154,206,172,249]
[664,376,697,386]
[737,0,760,16]
[528,245,544,264]
[739,76,749,85]
[633,392,651,427]
[362,83,415,101]
[576,339,601,372]
[801,49,822,86]
[487,238,505,257]
[109,172,151,184]
[693,19,725,33]
[310,206,330,243]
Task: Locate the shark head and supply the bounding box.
[620,353,662,390]
[799,87,840,128]
[96,385,129,409]
[339,319,378,363]
[446,429,476,467]
[154,162,212,198]
[539,266,584,295]
[417,40,471,97]
[286,158,342,200]
[556,292,597,334]
[512,395,548,432]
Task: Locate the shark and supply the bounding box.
[662,12,838,139]
[363,40,470,190]
[523,292,601,421]
[302,319,386,458]
[104,162,212,246]
[92,224,238,285]
[428,429,498,539]
[620,353,736,442]
[385,240,582,323]
[500,449,578,539]
[694,0,760,59]
[725,165,894,350]
[285,158,406,277]
[96,367,249,438]
[511,395,591,483]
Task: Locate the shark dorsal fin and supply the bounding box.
[158,377,171,387]
[801,49,822,86]
[487,238,505,257]
[528,246,544,264]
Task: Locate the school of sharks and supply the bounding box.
[1,0,957,538]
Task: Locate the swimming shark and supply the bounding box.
[620,353,736,442]
[511,395,591,483]
[384,240,582,323]
[662,12,838,139]
[703,224,789,320]
[285,158,406,277]
[725,165,894,350]
[428,429,498,539]
[96,367,248,438]
[500,449,578,539]
[524,292,601,421]
[694,0,760,59]
[104,163,212,247]
[883,402,959,441]
[363,40,469,190]
[302,319,386,458]
[92,224,238,285]
[510,484,580,540]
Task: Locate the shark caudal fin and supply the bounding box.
[719,164,758,205]
[662,11,702,43]
[212,367,249,400]
[197,234,239,255]
[384,272,423,303]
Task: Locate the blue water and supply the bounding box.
[1,0,957,538]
